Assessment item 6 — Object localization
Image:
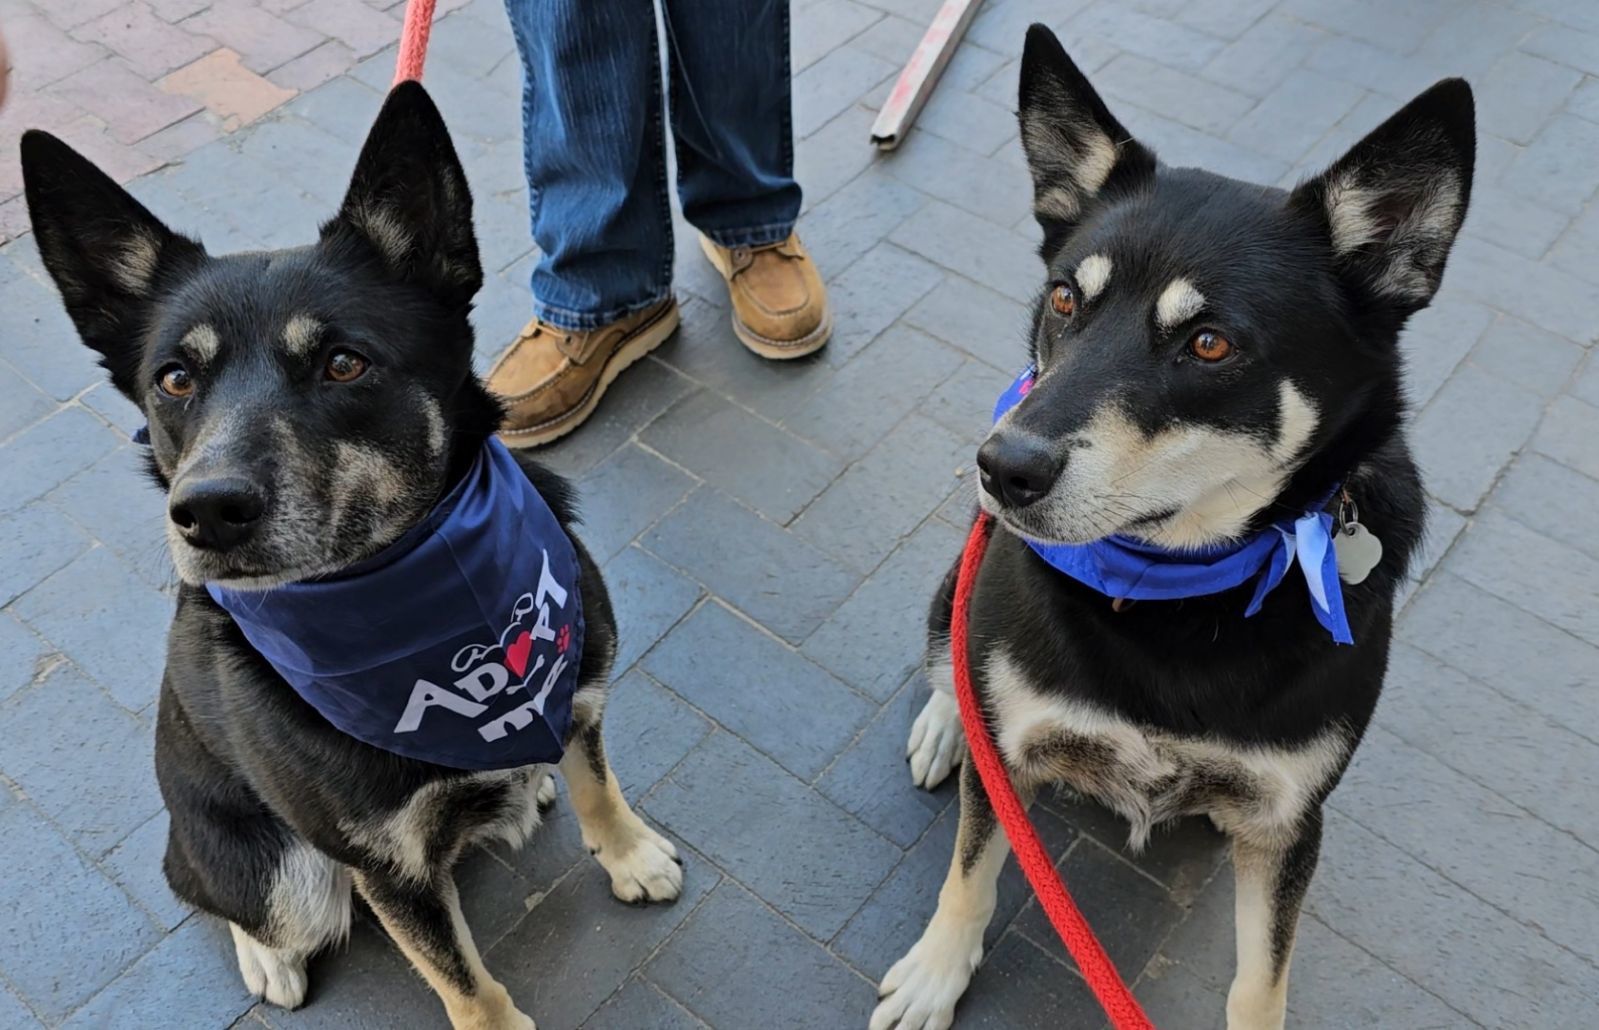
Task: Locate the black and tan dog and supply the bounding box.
[874,26,1474,1030]
[22,85,681,1030]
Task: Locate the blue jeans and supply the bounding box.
[505,0,803,330]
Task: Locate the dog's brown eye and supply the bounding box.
[1189,331,1234,362]
[325,350,369,383]
[1049,283,1076,317]
[158,365,194,398]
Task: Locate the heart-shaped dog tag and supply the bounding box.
[1335,523,1383,584]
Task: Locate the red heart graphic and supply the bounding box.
[505,630,532,677]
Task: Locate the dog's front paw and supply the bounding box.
[907,690,966,790]
[230,924,308,1010]
[593,819,683,904]
[870,920,983,1030]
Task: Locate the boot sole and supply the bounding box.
[497,301,680,449]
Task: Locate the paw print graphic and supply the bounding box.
[556,624,572,653]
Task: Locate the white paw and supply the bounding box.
[907,690,966,790]
[871,919,983,1030]
[536,771,558,809]
[231,923,308,1010]
[593,820,683,904]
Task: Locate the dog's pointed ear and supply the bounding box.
[1017,24,1155,245]
[1291,78,1475,311]
[21,129,206,399]
[323,82,481,310]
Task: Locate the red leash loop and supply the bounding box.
[952,512,1154,1030]
[394,0,438,85]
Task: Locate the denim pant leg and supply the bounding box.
[664,0,803,248]
[505,0,674,330]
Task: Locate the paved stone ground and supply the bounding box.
[2,0,1598,1027]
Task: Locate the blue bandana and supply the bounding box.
[992,367,1353,644]
[207,439,585,769]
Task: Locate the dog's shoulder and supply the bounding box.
[510,452,580,527]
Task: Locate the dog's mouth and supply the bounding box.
[979,486,1181,547]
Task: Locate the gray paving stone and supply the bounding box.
[1575,353,1599,409]
[951,930,1104,1028]
[1095,53,1257,135]
[1383,642,1599,849]
[881,130,1034,229]
[642,487,860,643]
[0,275,102,404]
[1446,507,1599,647]
[600,670,714,799]
[103,809,190,933]
[0,612,47,704]
[0,802,162,1023]
[1303,33,1449,103]
[1011,837,1184,976]
[1521,21,1599,77]
[1504,112,1599,214]
[484,789,589,893]
[1463,313,1583,395]
[924,358,1016,443]
[783,323,964,461]
[819,241,945,365]
[62,916,255,1030]
[794,45,898,139]
[644,601,872,781]
[12,546,173,713]
[1409,362,1546,511]
[234,115,356,207]
[1459,184,1574,260]
[287,69,387,142]
[1308,809,1596,1027]
[574,443,697,564]
[452,845,543,954]
[914,87,1021,157]
[1397,298,1494,409]
[966,0,1092,55]
[1401,571,1599,735]
[831,800,1077,978]
[1277,0,1449,54]
[794,104,880,212]
[903,272,1033,374]
[1173,0,1277,39]
[1200,13,1324,99]
[1120,102,1293,185]
[1416,0,1543,83]
[0,500,94,608]
[0,362,53,443]
[803,518,962,702]
[889,202,1038,309]
[638,391,839,523]
[1227,68,1364,164]
[600,544,704,677]
[653,300,837,424]
[45,445,170,589]
[1476,51,1582,145]
[1489,452,1599,563]
[265,916,444,1030]
[793,414,973,574]
[583,977,706,1030]
[815,678,953,846]
[76,383,144,439]
[535,357,697,477]
[793,0,883,73]
[645,882,875,1029]
[0,986,38,1030]
[1335,725,1599,965]
[642,731,900,940]
[798,166,928,282]
[0,406,123,517]
[490,837,717,1030]
[1532,393,1599,481]
[1040,796,1228,903]
[1409,496,1465,584]
[1136,956,1227,1030]
[1548,198,1599,287]
[1065,1,1227,73]
[0,663,163,857]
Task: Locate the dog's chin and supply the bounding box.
[168,540,347,592]
[978,490,1117,547]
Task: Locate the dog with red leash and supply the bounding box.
[874,25,1474,1030]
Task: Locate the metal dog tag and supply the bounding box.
[1335,523,1383,584]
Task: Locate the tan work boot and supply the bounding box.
[699,233,831,359]
[487,298,679,448]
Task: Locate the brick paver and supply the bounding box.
[2,0,1597,1026]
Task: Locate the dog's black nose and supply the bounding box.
[169,478,265,550]
[978,432,1060,508]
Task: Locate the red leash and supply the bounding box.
[952,512,1154,1030]
[394,0,438,85]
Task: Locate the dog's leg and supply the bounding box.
[560,722,683,903]
[907,653,967,790]
[872,761,1011,1030]
[219,841,351,1010]
[355,871,532,1030]
[1226,808,1323,1030]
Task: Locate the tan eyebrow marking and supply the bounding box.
[1076,254,1112,302]
[282,314,324,358]
[1155,278,1205,330]
[179,324,220,364]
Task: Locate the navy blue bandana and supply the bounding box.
[207,439,585,769]
[993,367,1354,644]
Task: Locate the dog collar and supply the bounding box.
[208,439,585,769]
[992,366,1356,645]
